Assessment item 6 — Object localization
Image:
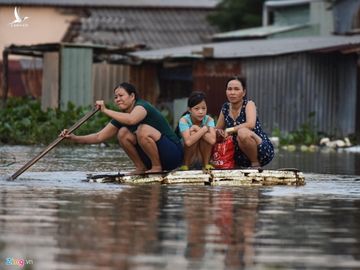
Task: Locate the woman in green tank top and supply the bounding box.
[60,82,183,173]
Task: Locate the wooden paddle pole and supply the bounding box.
[8,107,100,181]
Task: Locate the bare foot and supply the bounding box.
[130,167,147,175]
[249,162,261,170]
[251,162,260,168]
[145,166,162,173]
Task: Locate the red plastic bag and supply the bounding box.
[210,136,235,169]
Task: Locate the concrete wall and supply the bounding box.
[0,6,76,60]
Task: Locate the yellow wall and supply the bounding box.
[0,6,77,60]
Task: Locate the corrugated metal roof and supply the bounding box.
[129,35,360,61]
[0,0,218,8]
[64,8,218,49]
[212,24,311,40]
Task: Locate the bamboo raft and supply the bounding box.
[87,168,305,186]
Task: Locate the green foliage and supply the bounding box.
[207,0,265,31]
[272,112,322,146]
[0,97,114,145]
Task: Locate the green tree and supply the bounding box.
[207,0,265,31]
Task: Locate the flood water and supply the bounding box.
[0,145,360,270]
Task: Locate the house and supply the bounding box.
[0,0,219,108]
[121,0,360,136]
[1,42,141,110]
[212,0,360,41]
[129,35,360,137]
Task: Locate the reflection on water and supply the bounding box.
[2,145,360,176]
[0,145,132,174]
[266,148,360,175]
[0,145,360,270]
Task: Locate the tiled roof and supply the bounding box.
[63,8,218,49]
[0,0,218,8]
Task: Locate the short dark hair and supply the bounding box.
[188,91,206,108]
[226,76,246,90]
[114,82,138,100]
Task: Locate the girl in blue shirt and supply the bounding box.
[178,91,216,170]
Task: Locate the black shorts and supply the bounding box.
[136,135,184,171]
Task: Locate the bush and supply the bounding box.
[0,97,114,145]
[272,112,324,146]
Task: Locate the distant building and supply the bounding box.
[130,35,360,137]
[0,0,219,107]
[212,0,360,41]
[125,0,360,137]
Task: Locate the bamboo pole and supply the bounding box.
[9,107,100,180]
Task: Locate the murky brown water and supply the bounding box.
[1,145,360,270]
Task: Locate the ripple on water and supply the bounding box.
[1,145,360,270]
[265,173,360,198]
